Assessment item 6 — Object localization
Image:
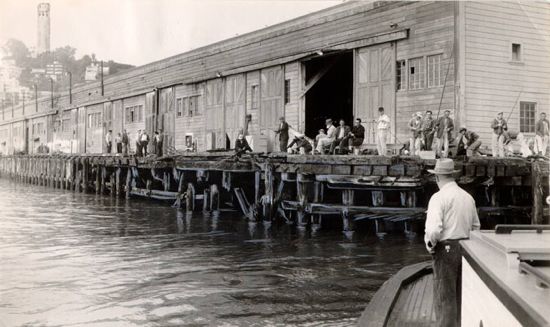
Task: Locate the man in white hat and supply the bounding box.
[425,158,480,327]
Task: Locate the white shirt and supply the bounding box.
[326,125,336,140]
[377,114,390,130]
[338,127,345,139]
[105,133,112,143]
[424,181,480,250]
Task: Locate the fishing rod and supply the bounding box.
[506,91,523,122]
[435,42,455,121]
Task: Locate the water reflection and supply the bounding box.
[0,179,430,326]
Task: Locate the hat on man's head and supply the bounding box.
[326,118,333,124]
[416,111,423,117]
[427,159,460,175]
[459,126,467,133]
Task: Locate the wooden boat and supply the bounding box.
[359,225,550,326]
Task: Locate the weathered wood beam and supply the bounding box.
[298,58,337,98]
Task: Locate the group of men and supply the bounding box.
[235,108,550,158]
[313,117,366,154]
[104,129,164,157]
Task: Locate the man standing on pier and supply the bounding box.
[425,158,480,327]
[535,112,549,156]
[491,112,507,157]
[421,110,435,151]
[105,130,113,154]
[376,107,390,156]
[434,110,454,158]
[274,116,289,152]
[122,130,129,155]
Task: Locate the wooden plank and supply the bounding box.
[358,262,433,327]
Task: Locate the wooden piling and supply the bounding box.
[186,183,195,212]
[532,161,548,224]
[210,184,220,211]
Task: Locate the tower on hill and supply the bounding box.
[37,3,50,55]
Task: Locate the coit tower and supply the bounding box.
[37,3,50,54]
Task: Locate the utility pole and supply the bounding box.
[67,71,73,104]
[34,84,38,113]
[50,77,54,109]
[100,60,104,96]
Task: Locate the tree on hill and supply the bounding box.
[1,38,135,92]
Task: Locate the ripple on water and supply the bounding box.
[0,179,428,326]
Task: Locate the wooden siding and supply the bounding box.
[284,62,302,132]
[122,95,146,154]
[246,71,261,137]
[394,1,456,144]
[463,1,550,146]
[85,103,104,154]
[174,83,206,151]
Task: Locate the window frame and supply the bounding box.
[396,60,407,91]
[427,54,443,88]
[251,84,259,109]
[511,42,522,62]
[519,101,536,134]
[408,56,426,90]
[284,79,291,104]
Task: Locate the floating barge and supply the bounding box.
[0,154,547,234]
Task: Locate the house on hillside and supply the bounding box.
[0,1,548,155]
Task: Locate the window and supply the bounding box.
[251,85,259,109]
[188,95,200,116]
[137,105,143,122]
[520,102,536,133]
[176,98,183,117]
[124,105,144,123]
[62,118,71,132]
[408,57,425,90]
[284,79,291,104]
[87,112,101,128]
[396,60,406,90]
[427,54,443,87]
[512,43,522,61]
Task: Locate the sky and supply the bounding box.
[0,0,341,66]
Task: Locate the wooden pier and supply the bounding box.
[0,153,547,234]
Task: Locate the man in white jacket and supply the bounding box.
[376,107,390,156]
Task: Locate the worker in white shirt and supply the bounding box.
[375,107,390,156]
[425,158,480,327]
[105,130,113,154]
[315,118,336,154]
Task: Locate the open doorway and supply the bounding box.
[304,51,353,137]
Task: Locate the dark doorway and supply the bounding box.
[304,51,353,137]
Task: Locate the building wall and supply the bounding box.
[394,1,456,145]
[284,62,302,133]
[28,116,48,154]
[85,103,104,154]
[463,1,550,147]
[174,83,206,152]
[122,95,146,153]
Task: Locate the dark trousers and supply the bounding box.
[106,142,112,154]
[142,141,148,156]
[116,143,122,154]
[424,133,434,151]
[156,142,163,157]
[136,143,142,157]
[433,239,463,327]
[279,137,288,152]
